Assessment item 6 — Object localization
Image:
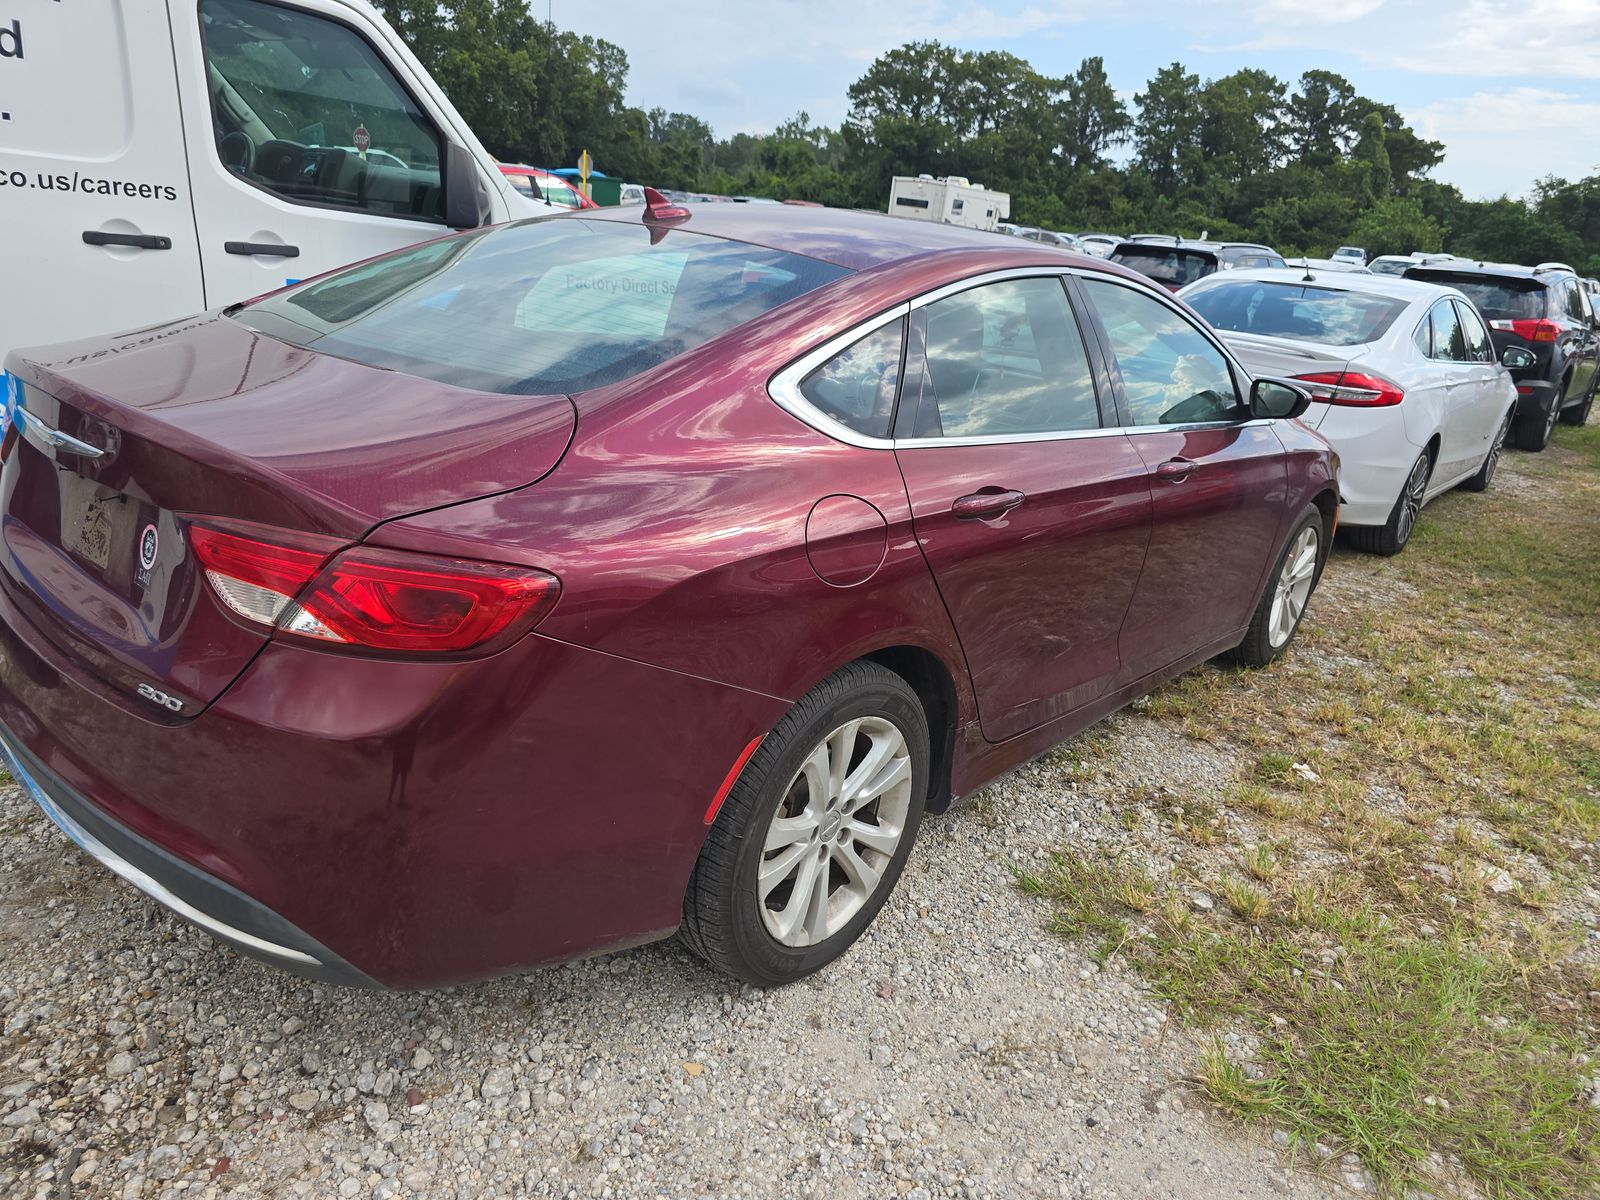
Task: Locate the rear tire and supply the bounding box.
[1231,504,1325,668]
[1511,377,1565,450]
[1460,407,1513,493]
[1346,449,1430,556]
[680,661,929,987]
[1559,382,1593,426]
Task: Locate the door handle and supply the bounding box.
[225,241,300,258]
[1154,457,1197,483]
[951,489,1025,520]
[82,231,171,250]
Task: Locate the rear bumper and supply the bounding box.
[1512,377,1558,421]
[0,577,788,988]
[0,722,381,988]
[1308,407,1419,528]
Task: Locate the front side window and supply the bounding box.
[797,321,905,439]
[1430,301,1468,362]
[1080,278,1240,426]
[201,0,445,222]
[237,220,848,394]
[915,278,1100,437]
[1455,301,1494,363]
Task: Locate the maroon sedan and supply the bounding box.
[0,200,1336,988]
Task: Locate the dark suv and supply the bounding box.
[1404,261,1598,449]
[1108,240,1286,292]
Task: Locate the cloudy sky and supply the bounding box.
[553,0,1600,199]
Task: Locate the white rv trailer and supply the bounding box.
[887,175,1010,232]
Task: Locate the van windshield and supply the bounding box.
[235,218,850,395]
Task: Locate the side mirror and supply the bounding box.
[1249,377,1312,421]
[1500,346,1536,370]
[443,142,493,230]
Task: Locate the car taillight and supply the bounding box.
[1290,370,1405,407]
[187,518,560,655]
[1490,318,1559,343]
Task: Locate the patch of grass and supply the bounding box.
[1021,427,1600,1199]
[1029,853,1600,1197]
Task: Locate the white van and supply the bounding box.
[0,0,549,363]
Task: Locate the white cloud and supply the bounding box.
[1397,0,1600,78]
[1408,88,1600,196]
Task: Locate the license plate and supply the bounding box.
[63,477,117,571]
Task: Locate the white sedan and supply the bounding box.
[1180,269,1526,555]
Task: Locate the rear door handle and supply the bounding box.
[1154,457,1197,483]
[951,489,1025,520]
[82,231,171,250]
[225,241,300,258]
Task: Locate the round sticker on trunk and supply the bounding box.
[139,524,159,571]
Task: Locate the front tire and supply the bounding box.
[1231,504,1325,668]
[680,661,929,987]
[1346,449,1430,556]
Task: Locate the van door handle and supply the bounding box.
[952,489,1025,520]
[224,241,300,258]
[83,231,171,250]
[1155,457,1197,483]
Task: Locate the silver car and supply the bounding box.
[1181,269,1525,555]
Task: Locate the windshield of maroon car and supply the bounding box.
[1185,281,1411,346]
[234,219,850,394]
[1108,247,1216,287]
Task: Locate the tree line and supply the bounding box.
[377,0,1600,272]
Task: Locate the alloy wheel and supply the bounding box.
[757,716,913,947]
[1394,454,1430,547]
[1485,410,1512,485]
[1267,524,1319,649]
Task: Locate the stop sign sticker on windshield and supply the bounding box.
[353,125,370,156]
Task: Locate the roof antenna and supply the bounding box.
[1300,257,1315,283]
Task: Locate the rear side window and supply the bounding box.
[200,0,445,222]
[237,219,849,394]
[915,278,1100,437]
[1185,281,1408,347]
[798,321,905,439]
[1455,301,1494,363]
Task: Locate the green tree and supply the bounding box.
[1287,70,1358,167]
[1134,63,1202,191]
[1055,56,1131,170]
[1351,197,1443,257]
[1352,112,1391,203]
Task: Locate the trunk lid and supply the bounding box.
[0,316,575,715]
[1219,332,1359,431]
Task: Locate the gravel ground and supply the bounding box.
[0,718,1346,1200]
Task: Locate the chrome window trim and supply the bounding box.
[768,267,1270,450]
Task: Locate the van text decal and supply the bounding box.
[0,165,179,201]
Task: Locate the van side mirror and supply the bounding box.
[1500,346,1536,370]
[444,143,493,230]
[1249,377,1312,421]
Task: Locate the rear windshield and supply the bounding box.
[1409,274,1545,322]
[1186,280,1410,346]
[1108,247,1217,287]
[235,219,849,394]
